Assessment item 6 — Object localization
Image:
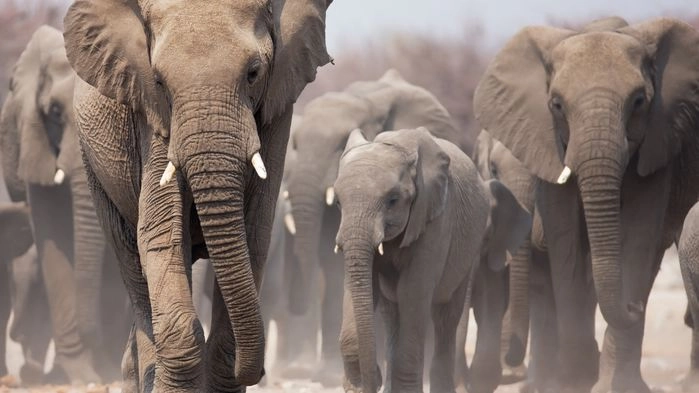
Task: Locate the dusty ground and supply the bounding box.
[2,249,694,392]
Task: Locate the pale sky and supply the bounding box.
[324,0,699,52]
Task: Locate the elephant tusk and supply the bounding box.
[284,213,296,235]
[378,243,384,256]
[159,161,177,186]
[334,244,339,254]
[53,169,65,185]
[283,190,289,200]
[556,166,572,184]
[325,187,335,206]
[251,152,267,179]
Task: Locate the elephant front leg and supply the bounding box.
[430,278,468,393]
[138,138,205,391]
[469,269,505,393]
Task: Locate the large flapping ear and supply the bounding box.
[0,94,27,201]
[620,18,699,177]
[474,26,575,184]
[400,128,451,248]
[262,0,332,125]
[12,26,64,185]
[63,0,169,137]
[472,129,495,180]
[484,179,532,271]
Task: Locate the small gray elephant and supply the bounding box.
[677,202,699,392]
[334,128,530,393]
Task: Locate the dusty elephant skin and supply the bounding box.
[62,0,332,391]
[474,16,699,393]
[285,70,466,385]
[678,203,699,392]
[0,26,129,385]
[333,128,530,393]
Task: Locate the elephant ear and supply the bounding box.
[0,94,27,201]
[474,26,575,184]
[262,0,332,125]
[472,129,495,180]
[620,19,699,177]
[484,179,532,271]
[63,0,169,137]
[400,128,450,248]
[12,26,64,186]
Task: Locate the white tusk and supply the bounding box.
[53,169,65,185]
[334,244,339,254]
[378,243,384,256]
[325,187,335,206]
[251,153,267,179]
[556,166,572,184]
[284,213,296,235]
[283,190,289,200]
[159,161,176,187]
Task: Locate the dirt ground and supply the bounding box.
[2,249,694,393]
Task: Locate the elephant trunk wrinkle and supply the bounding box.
[343,239,379,393]
[174,94,265,385]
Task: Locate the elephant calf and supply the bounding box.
[678,202,699,392]
[333,128,531,393]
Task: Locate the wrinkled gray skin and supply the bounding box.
[334,128,530,393]
[0,203,52,385]
[475,16,699,392]
[677,203,699,392]
[63,0,332,390]
[0,26,129,384]
[287,70,467,384]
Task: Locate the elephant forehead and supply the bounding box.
[338,145,407,190]
[552,32,645,88]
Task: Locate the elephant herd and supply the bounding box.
[2,3,699,393]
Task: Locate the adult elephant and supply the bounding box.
[286,69,466,384]
[62,0,332,390]
[474,17,699,392]
[0,26,129,384]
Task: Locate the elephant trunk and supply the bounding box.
[172,90,264,385]
[503,240,530,367]
[343,237,379,393]
[287,168,325,315]
[568,106,640,329]
[70,168,107,349]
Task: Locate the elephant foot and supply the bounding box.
[0,374,19,388]
[18,362,44,386]
[54,352,101,385]
[680,369,699,392]
[501,363,527,385]
[592,374,652,393]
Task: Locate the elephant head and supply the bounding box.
[0,26,78,199]
[63,0,332,383]
[474,17,699,328]
[286,70,462,313]
[332,128,529,391]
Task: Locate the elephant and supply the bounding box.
[286,69,467,384]
[62,0,333,390]
[333,128,531,393]
[0,25,130,384]
[0,202,51,386]
[678,202,699,392]
[474,16,699,392]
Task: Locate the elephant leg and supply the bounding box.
[99,247,132,383]
[593,168,671,393]
[379,295,397,393]
[526,248,558,393]
[469,268,506,393]
[83,161,156,392]
[314,248,345,386]
[121,323,138,393]
[0,263,10,377]
[138,139,204,391]
[538,182,599,392]
[453,305,470,389]
[27,183,100,384]
[679,229,699,392]
[19,276,52,385]
[429,278,468,393]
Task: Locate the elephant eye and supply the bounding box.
[549,96,564,114]
[247,60,261,85]
[490,163,498,179]
[632,92,646,111]
[386,195,399,208]
[48,101,62,119]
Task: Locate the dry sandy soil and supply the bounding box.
[2,249,694,393]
